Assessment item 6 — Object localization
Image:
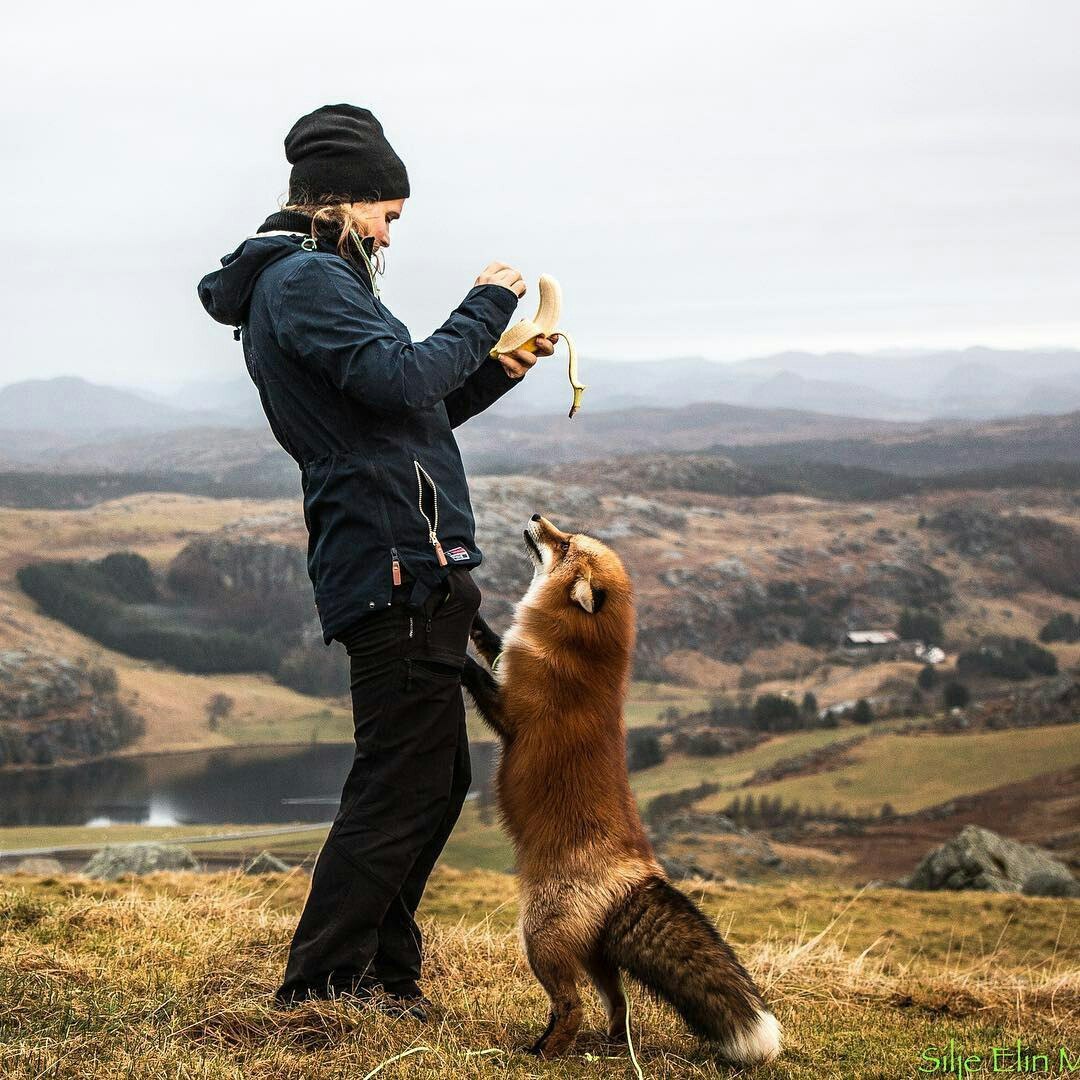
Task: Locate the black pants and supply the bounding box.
[275,567,482,1001]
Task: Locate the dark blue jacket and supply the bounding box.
[198,210,521,644]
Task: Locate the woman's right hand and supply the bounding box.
[476,262,526,299]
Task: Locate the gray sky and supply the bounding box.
[3,0,1078,391]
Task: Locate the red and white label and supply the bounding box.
[445,545,470,562]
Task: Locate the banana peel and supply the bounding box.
[489,274,585,419]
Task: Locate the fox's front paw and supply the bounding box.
[469,613,503,663]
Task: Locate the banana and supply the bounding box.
[489,273,586,419]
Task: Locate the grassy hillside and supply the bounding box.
[703,724,1080,816]
[1,868,1075,1079]
[4,480,1080,766]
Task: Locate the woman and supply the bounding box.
[198,103,556,1014]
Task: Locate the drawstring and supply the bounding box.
[349,228,381,298]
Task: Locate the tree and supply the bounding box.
[798,614,832,648]
[942,681,970,710]
[626,730,664,772]
[205,692,235,732]
[752,693,802,732]
[917,664,937,691]
[851,698,874,725]
[897,608,943,644]
[957,636,1058,681]
[1039,612,1079,644]
[801,691,819,718]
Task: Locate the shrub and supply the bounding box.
[917,664,937,691]
[956,636,1058,681]
[943,681,970,710]
[897,608,943,644]
[703,695,753,728]
[645,781,719,828]
[1039,612,1080,644]
[276,644,350,696]
[87,663,119,694]
[851,698,874,725]
[626,729,665,772]
[751,693,802,732]
[17,560,283,675]
[798,614,834,648]
[205,693,235,732]
[99,552,158,603]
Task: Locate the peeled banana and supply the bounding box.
[489,274,586,419]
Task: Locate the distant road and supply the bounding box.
[0,822,333,860]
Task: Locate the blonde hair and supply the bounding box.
[282,198,374,268]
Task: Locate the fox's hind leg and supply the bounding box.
[585,952,628,1042]
[523,933,585,1058]
[469,613,503,667]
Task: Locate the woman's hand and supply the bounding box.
[476,262,526,299]
[497,334,559,379]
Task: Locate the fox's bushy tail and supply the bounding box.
[599,875,781,1066]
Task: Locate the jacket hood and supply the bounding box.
[197,210,376,329]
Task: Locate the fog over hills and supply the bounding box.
[2,346,1077,438]
[0,346,1076,477]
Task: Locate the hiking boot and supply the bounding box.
[378,980,432,1022]
[272,975,380,1010]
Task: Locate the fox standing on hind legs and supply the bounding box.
[461,514,782,1065]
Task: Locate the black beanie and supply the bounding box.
[285,104,410,204]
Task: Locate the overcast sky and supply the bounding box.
[3,0,1078,392]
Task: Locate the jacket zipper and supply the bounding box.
[413,459,447,566]
[391,545,402,586]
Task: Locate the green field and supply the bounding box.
[218,705,353,746]
[708,723,1080,816]
[628,717,909,799]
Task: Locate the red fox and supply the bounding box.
[462,514,781,1064]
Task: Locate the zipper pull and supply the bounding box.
[432,537,447,566]
[391,546,402,586]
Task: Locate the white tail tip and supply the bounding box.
[721,1009,782,1065]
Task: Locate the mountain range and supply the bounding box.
[0,347,1076,479]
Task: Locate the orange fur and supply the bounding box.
[463,515,781,1064]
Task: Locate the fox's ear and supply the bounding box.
[571,576,607,614]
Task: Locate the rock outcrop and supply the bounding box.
[12,857,64,875]
[81,844,201,880]
[904,825,1079,896]
[243,851,291,874]
[166,537,308,600]
[0,651,144,767]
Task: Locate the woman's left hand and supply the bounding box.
[497,334,559,379]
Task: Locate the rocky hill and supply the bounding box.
[0,650,144,768]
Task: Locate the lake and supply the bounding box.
[0,742,497,828]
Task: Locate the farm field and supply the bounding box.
[698,723,1080,816]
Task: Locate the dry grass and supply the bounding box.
[1,870,1076,1079]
